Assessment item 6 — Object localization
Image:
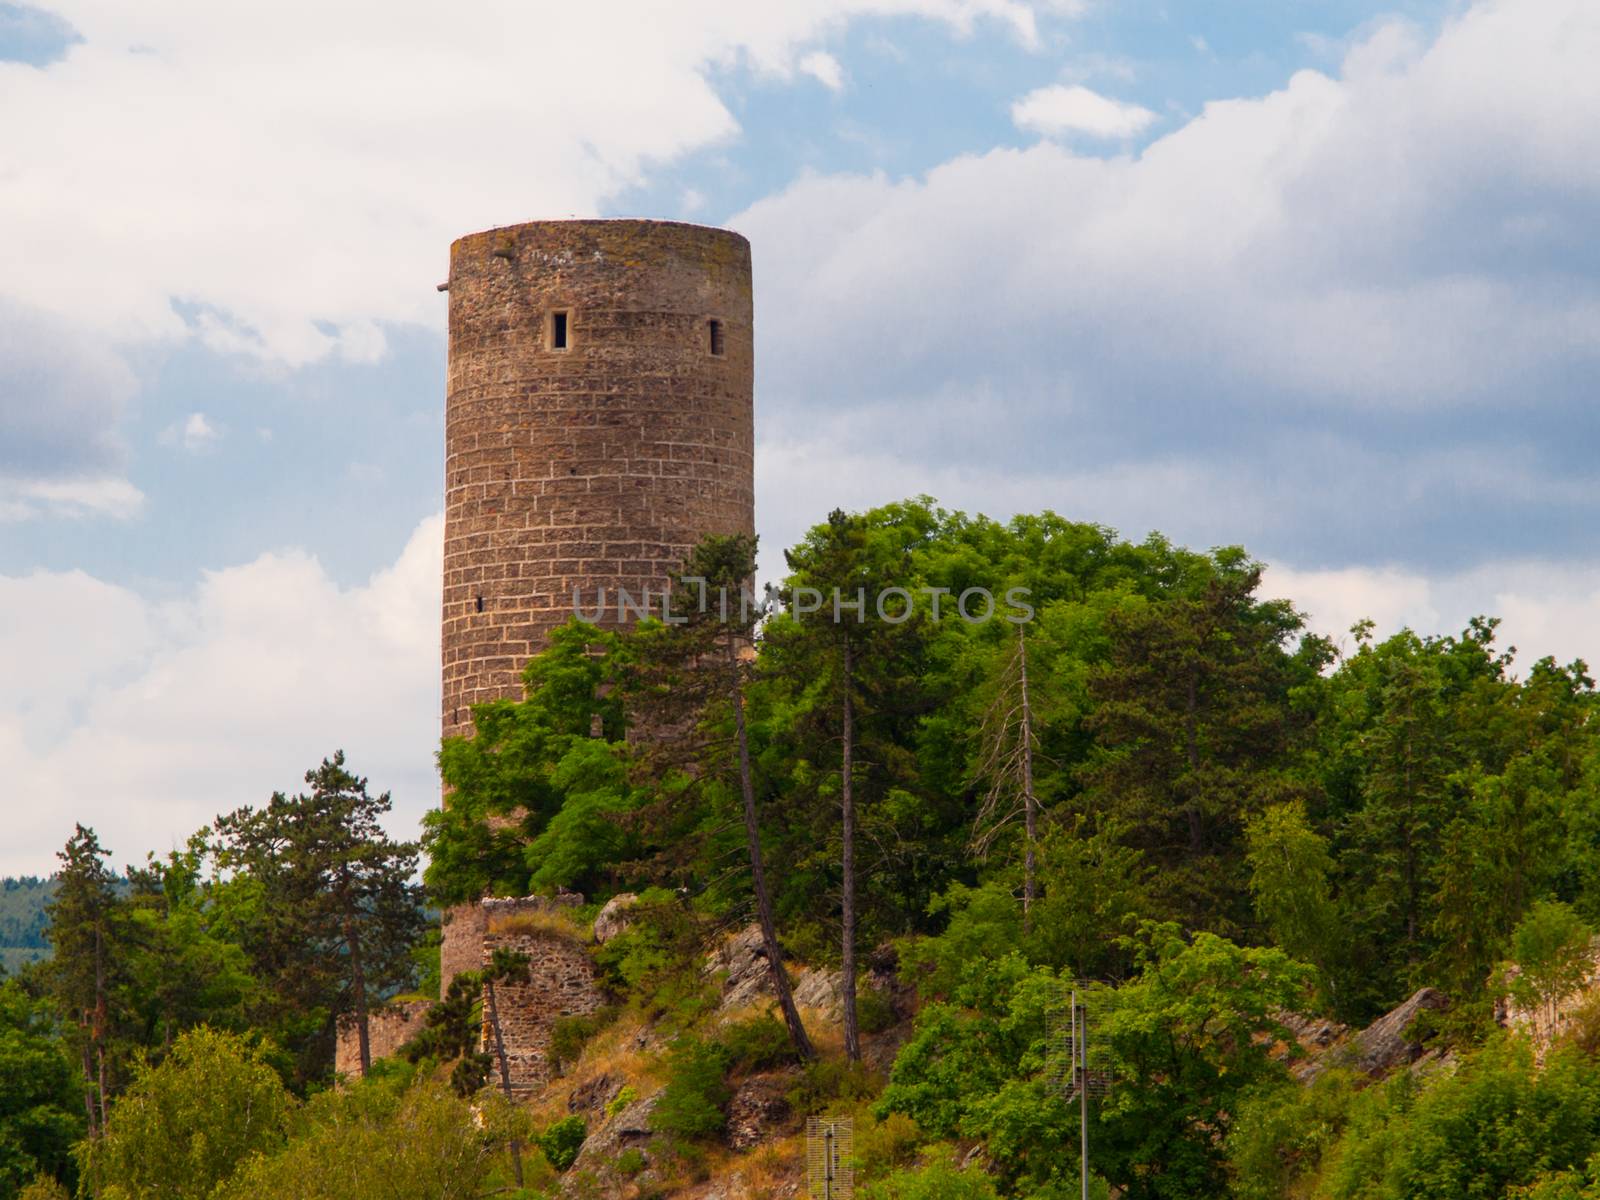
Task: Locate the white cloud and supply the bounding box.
[0,0,1058,367]
[160,412,221,454]
[0,476,147,522]
[1263,559,1600,671]
[1011,83,1158,138]
[733,0,1600,578]
[799,49,847,92]
[0,515,444,876]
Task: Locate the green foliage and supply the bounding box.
[425,621,632,905]
[1246,801,1348,1014]
[536,1115,586,1172]
[1324,1038,1600,1200]
[0,981,83,1199]
[14,1179,68,1200]
[787,1057,883,1116]
[605,1086,637,1118]
[1225,1069,1359,1200]
[1511,901,1594,1025]
[547,1007,617,1076]
[1094,925,1314,1200]
[591,891,714,1025]
[216,1073,536,1200]
[719,1013,800,1073]
[649,1035,732,1140]
[212,753,426,1086]
[80,1026,292,1200]
[859,1147,1001,1200]
[615,1147,646,1176]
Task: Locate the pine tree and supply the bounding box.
[214,753,425,1082]
[43,825,129,1144]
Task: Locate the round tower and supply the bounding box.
[441,219,755,743]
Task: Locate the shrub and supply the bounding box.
[537,1115,588,1172]
[857,986,896,1035]
[16,1179,69,1200]
[786,1057,883,1116]
[549,1007,618,1075]
[721,1014,799,1073]
[216,1075,533,1200]
[606,1085,638,1118]
[859,1147,1002,1200]
[592,891,716,1027]
[649,1036,733,1140]
[80,1026,292,1200]
[616,1148,647,1177]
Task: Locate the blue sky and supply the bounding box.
[3,0,1598,875]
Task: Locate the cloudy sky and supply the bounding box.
[3,0,1598,876]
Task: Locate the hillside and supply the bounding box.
[0,876,53,975]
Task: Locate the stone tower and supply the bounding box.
[442,218,756,744]
[437,218,755,993]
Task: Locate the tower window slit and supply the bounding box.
[709,319,724,356]
[550,310,569,350]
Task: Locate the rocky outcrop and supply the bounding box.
[593,893,640,944]
[726,1073,795,1151]
[567,1071,623,1115]
[563,1092,661,1198]
[710,923,896,1017]
[1300,988,1449,1081]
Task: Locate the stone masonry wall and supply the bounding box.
[334,999,434,1078]
[440,218,756,744]
[481,901,604,1097]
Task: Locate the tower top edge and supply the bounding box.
[450,217,749,256]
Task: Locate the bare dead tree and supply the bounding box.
[971,625,1042,929]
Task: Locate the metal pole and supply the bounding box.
[825,1124,834,1200]
[1078,993,1089,1200]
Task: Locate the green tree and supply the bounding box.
[1510,901,1594,1030]
[42,826,129,1141]
[1246,801,1348,1014]
[424,621,632,904]
[622,533,816,1060]
[0,980,84,1199]
[78,1026,291,1200]
[215,1074,533,1200]
[214,753,425,1082]
[1082,557,1324,934]
[1095,925,1314,1200]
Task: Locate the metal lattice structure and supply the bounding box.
[806,1116,854,1199]
[1046,984,1116,1200]
[1046,985,1115,1098]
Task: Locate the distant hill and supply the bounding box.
[0,876,55,975]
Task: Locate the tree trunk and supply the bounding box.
[93,919,108,1138]
[343,906,371,1077]
[729,636,815,1060]
[1019,627,1038,931]
[841,636,861,1062]
[484,976,525,1187]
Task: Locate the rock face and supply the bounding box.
[710,923,895,1017]
[1348,987,1450,1075]
[593,893,640,944]
[726,1073,795,1151]
[563,1093,661,1198]
[1301,987,1449,1081]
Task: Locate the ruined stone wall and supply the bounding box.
[440,218,756,744]
[481,901,604,1096]
[334,999,434,1079]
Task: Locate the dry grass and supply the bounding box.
[485,908,586,943]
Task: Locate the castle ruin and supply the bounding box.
[339,218,756,1085]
